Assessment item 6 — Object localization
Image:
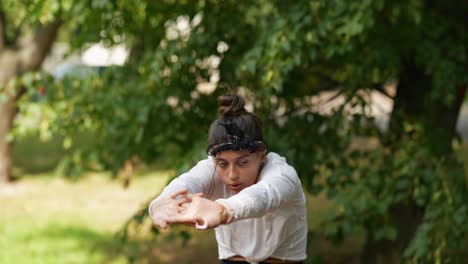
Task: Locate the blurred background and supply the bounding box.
[0,1,467,264]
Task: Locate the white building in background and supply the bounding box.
[81,44,128,66]
[42,42,129,79]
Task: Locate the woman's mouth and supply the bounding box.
[228,183,242,193]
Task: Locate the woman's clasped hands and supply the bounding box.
[150,189,230,230]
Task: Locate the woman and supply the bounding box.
[149,95,307,264]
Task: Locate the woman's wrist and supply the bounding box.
[220,205,230,224]
[217,202,235,224]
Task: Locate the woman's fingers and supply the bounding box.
[165,198,209,229]
[158,197,223,230]
[175,192,205,205]
[165,214,194,224]
[180,203,190,209]
[176,196,190,205]
[151,190,209,230]
[169,188,189,198]
[177,203,190,214]
[165,215,207,230]
[194,217,208,230]
[153,218,168,229]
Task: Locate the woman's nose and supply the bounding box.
[228,166,239,180]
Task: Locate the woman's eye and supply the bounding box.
[218,162,227,168]
[238,160,248,166]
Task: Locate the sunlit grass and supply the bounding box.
[0,172,170,264]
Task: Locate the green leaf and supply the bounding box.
[375,225,397,241]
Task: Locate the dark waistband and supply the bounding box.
[220,259,304,264]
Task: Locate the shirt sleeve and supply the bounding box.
[148,158,215,217]
[215,154,304,221]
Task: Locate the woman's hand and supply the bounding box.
[165,197,231,230]
[149,189,204,229]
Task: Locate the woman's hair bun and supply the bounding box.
[218,95,246,116]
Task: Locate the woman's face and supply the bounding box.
[213,149,266,194]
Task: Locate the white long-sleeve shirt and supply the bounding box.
[148,152,307,263]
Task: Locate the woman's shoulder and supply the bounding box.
[260,152,301,184]
[197,156,215,166]
[264,152,297,174]
[265,152,287,165]
[186,156,215,173]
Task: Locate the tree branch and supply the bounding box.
[19,20,61,71]
[372,83,394,99]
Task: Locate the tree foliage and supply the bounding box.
[7,0,468,262]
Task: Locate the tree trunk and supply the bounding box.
[0,99,16,183]
[0,21,60,184]
[362,62,467,263]
[0,50,21,184]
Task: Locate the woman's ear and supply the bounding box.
[259,151,267,163]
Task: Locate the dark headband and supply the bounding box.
[207,122,265,156]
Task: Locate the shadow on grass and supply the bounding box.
[3,220,362,264]
[28,223,217,264]
[27,223,131,263]
[4,222,169,264]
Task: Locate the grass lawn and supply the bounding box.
[0,171,170,264]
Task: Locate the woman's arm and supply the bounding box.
[216,153,304,221]
[152,158,214,200]
[148,158,215,227]
[149,189,204,228]
[165,154,304,229]
[165,196,231,229]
